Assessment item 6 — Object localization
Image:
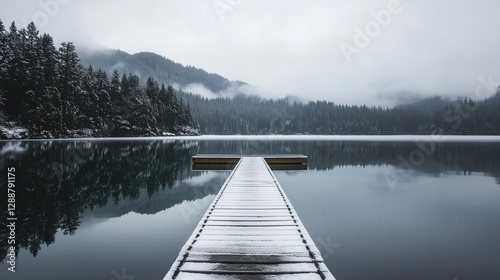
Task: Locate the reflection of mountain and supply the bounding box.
[0,140,212,263]
[196,140,500,179]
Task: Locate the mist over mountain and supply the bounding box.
[78,48,247,97]
[395,96,453,114]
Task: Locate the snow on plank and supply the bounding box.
[164,157,335,280]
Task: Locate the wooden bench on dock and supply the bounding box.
[164,156,335,279]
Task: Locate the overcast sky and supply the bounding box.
[1,0,500,106]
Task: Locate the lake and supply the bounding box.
[1,136,500,280]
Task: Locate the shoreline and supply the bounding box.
[2,135,500,142]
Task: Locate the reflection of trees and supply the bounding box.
[0,140,199,263]
[1,139,499,264]
[83,174,226,219]
[197,140,500,178]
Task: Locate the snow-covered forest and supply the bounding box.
[184,93,500,135]
[0,20,199,138]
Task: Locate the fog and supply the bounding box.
[1,0,500,106]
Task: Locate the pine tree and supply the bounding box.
[5,22,27,116]
[95,69,110,93]
[24,22,43,92]
[145,77,160,116]
[157,84,169,131]
[0,19,10,107]
[94,69,112,133]
[164,85,178,131]
[120,73,130,97]
[145,77,159,101]
[77,66,100,128]
[110,70,120,102]
[82,66,95,94]
[18,22,45,131]
[57,42,81,129]
[108,70,132,136]
[127,74,139,90]
[20,87,63,136]
[40,33,59,88]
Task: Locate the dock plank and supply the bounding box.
[164,157,335,280]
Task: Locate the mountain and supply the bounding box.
[78,48,246,94]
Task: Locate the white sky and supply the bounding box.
[1,0,500,106]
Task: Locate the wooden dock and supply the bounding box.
[192,154,308,170]
[165,157,335,280]
[192,154,308,165]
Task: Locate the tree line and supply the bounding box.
[0,20,198,138]
[183,92,500,135]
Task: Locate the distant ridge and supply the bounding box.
[395,96,452,114]
[78,48,246,94]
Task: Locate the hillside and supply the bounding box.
[78,48,246,94]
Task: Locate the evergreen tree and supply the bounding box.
[108,69,131,136]
[127,73,139,90]
[0,19,10,107]
[94,69,112,132]
[40,34,59,88]
[24,22,43,92]
[110,70,120,102]
[4,22,27,116]
[76,66,100,128]
[157,84,169,131]
[120,73,130,97]
[145,77,160,120]
[164,85,178,131]
[82,66,95,94]
[95,69,110,93]
[57,42,81,129]
[20,87,63,136]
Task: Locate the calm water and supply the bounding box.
[1,137,500,280]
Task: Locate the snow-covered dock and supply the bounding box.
[165,157,335,280]
[192,154,308,164]
[192,154,308,170]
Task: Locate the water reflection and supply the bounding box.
[0,138,499,275]
[276,166,500,280]
[0,140,221,264]
[197,140,500,180]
